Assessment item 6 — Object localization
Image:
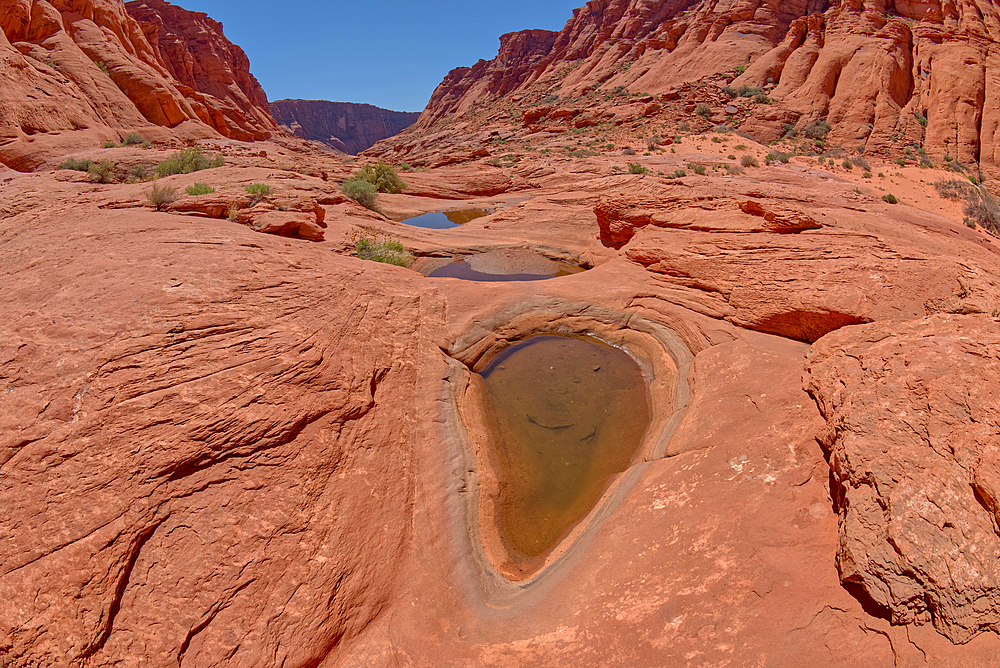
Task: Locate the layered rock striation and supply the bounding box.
[393,0,1000,184]
[270,99,420,154]
[125,0,280,140]
[0,0,276,171]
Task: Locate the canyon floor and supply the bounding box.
[3,124,1000,668]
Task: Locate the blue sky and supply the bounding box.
[185,0,584,112]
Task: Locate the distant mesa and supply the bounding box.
[270,100,420,155]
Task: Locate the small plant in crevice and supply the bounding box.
[882,193,898,204]
[58,158,93,172]
[185,182,215,196]
[87,160,116,183]
[627,162,648,175]
[741,155,758,168]
[695,103,711,119]
[341,178,379,211]
[155,146,224,177]
[355,237,413,267]
[146,183,177,210]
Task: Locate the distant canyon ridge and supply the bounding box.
[270,100,420,155]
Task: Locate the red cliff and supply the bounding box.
[401,0,1000,186]
[269,99,420,155]
[0,0,277,170]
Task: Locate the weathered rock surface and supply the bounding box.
[125,0,280,141]
[5,133,1000,666]
[0,0,276,171]
[270,99,419,154]
[805,314,1000,644]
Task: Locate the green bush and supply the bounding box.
[130,165,145,181]
[741,155,758,167]
[352,161,406,194]
[627,162,648,174]
[185,182,215,196]
[102,140,117,149]
[355,238,413,267]
[147,183,177,210]
[753,93,771,104]
[341,177,379,210]
[58,158,93,172]
[673,169,687,178]
[687,163,706,175]
[155,146,224,178]
[915,112,927,128]
[841,160,853,170]
[695,103,711,119]
[87,160,116,183]
[245,183,272,196]
[802,120,832,139]
[121,132,144,145]
[882,194,898,204]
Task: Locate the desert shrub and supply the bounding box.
[782,122,796,138]
[687,163,707,175]
[882,194,898,204]
[726,164,744,175]
[627,162,648,174]
[944,159,969,174]
[673,169,687,178]
[227,202,240,221]
[841,160,853,170]
[734,64,746,74]
[356,238,413,267]
[722,85,737,97]
[245,183,272,196]
[156,146,224,177]
[915,111,928,127]
[802,120,832,139]
[695,103,711,118]
[102,140,117,149]
[87,160,116,183]
[147,183,177,210]
[568,149,597,158]
[737,85,763,97]
[58,157,93,172]
[934,179,971,200]
[622,147,636,155]
[185,182,215,195]
[353,161,406,193]
[130,165,145,181]
[741,155,758,167]
[399,162,414,171]
[341,177,379,210]
[753,92,771,104]
[94,60,109,75]
[735,144,747,151]
[862,171,872,178]
[121,132,144,145]
[852,156,871,171]
[711,136,722,143]
[647,136,662,150]
[962,185,1000,234]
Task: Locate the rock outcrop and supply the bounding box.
[125,0,280,140]
[270,99,419,154]
[0,0,276,171]
[806,314,1000,644]
[385,0,1000,186]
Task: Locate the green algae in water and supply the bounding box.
[479,335,651,566]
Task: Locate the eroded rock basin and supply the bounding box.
[477,334,650,575]
[424,248,586,281]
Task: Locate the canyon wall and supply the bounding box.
[270,99,420,154]
[405,0,1000,184]
[0,0,276,170]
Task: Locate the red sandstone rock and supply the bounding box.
[383,0,1000,186]
[0,0,276,170]
[125,0,280,141]
[805,314,1000,643]
[269,99,419,155]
